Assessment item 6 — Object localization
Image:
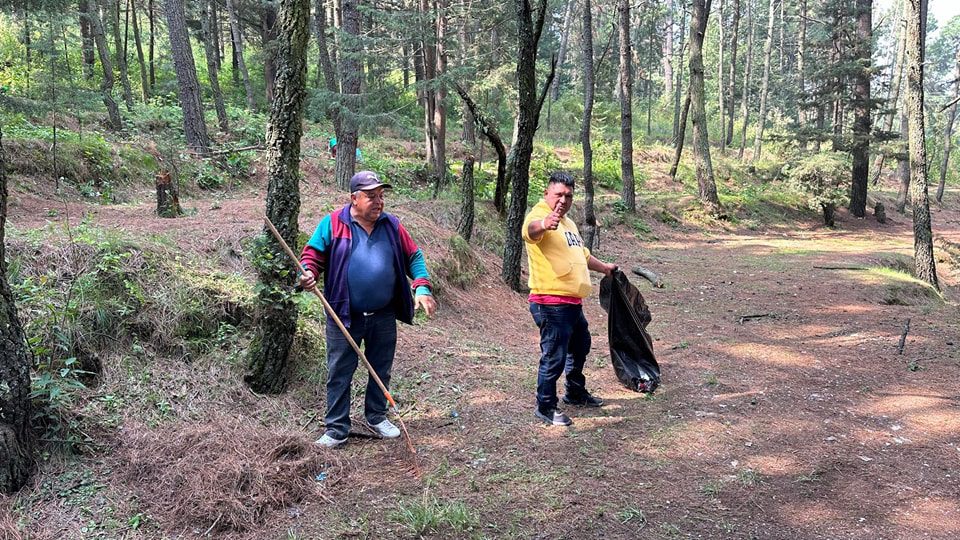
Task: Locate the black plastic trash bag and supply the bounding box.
[599,269,660,393]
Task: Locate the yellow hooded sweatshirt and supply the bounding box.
[522,199,592,299]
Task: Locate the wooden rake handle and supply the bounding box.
[262,216,398,410]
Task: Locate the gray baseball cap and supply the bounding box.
[349,171,392,192]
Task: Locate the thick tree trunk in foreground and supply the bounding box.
[849,0,872,218]
[690,0,721,215]
[618,0,635,212]
[202,0,229,132]
[334,0,360,190]
[87,2,122,130]
[246,0,311,394]
[581,0,597,250]
[165,0,210,153]
[905,0,938,290]
[752,0,776,163]
[0,128,34,495]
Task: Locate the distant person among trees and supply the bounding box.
[328,136,362,162]
[522,171,618,427]
[298,171,437,448]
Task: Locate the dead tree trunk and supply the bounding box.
[905,0,938,290]
[690,0,722,215]
[246,0,311,394]
[155,170,183,217]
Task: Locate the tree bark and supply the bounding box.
[547,0,575,130]
[663,0,673,99]
[580,0,597,250]
[453,83,507,215]
[737,0,754,160]
[725,0,740,147]
[246,0,311,394]
[895,111,909,213]
[848,0,871,218]
[905,0,939,290]
[669,92,691,179]
[228,0,256,110]
[148,0,155,87]
[129,0,150,100]
[618,0,635,212]
[717,0,725,153]
[79,0,96,80]
[202,0,229,132]
[261,3,278,105]
[0,128,34,496]
[457,156,476,241]
[165,0,210,153]
[334,0,361,190]
[87,0,122,130]
[936,49,960,203]
[502,0,555,292]
[873,4,907,185]
[155,169,182,217]
[109,0,134,110]
[796,0,806,133]
[690,0,721,215]
[752,0,776,163]
[432,0,448,183]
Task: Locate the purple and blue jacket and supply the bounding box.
[299,204,432,328]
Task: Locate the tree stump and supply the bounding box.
[874,201,886,223]
[156,170,182,218]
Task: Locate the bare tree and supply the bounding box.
[246,0,312,393]
[904,0,938,290]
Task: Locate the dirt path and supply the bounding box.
[8,173,960,539]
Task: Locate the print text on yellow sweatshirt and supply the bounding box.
[522,200,592,298]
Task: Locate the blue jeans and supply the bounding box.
[529,303,591,413]
[324,310,397,439]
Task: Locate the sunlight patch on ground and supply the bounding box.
[892,497,960,535]
[717,341,817,367]
[779,500,847,529]
[857,394,960,437]
[744,453,804,475]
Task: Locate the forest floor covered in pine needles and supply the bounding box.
[3,140,960,539]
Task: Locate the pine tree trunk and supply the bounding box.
[109,0,134,110]
[130,0,150,100]
[663,0,673,99]
[88,0,122,130]
[895,111,910,213]
[936,49,960,203]
[502,0,554,292]
[618,0,635,212]
[165,0,210,153]
[202,0,229,132]
[431,0,448,182]
[228,0,256,110]
[548,0,575,130]
[690,0,721,215]
[580,0,597,250]
[717,0,725,153]
[148,0,155,87]
[737,0,754,160]
[849,0,871,218]
[752,0,776,163]
[261,4,278,105]
[905,0,939,290]
[246,0,311,394]
[334,0,361,190]
[79,0,96,80]
[453,84,507,215]
[669,92,691,179]
[796,0,806,133]
[725,0,740,146]
[457,156,475,241]
[873,4,907,185]
[0,128,34,496]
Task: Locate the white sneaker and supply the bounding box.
[367,419,401,439]
[315,432,347,448]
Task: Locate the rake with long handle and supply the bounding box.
[262,216,421,475]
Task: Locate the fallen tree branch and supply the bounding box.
[186,144,265,157]
[813,265,869,271]
[738,313,773,324]
[897,318,911,355]
[632,266,664,288]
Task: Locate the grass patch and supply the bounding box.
[390,494,479,537]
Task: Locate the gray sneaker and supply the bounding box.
[535,408,573,426]
[315,432,347,448]
[367,419,401,439]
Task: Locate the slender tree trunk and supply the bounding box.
[334,0,361,190]
[752,0,776,163]
[936,49,960,203]
[457,156,476,241]
[905,0,938,290]
[737,0,754,159]
[148,0,155,87]
[725,0,740,146]
[202,0,229,132]
[453,84,506,215]
[130,0,150,100]
[246,0,311,394]
[261,4,278,105]
[502,0,555,292]
[88,1,122,129]
[618,0,635,211]
[717,0,725,153]
[109,0,134,110]
[79,0,96,80]
[164,0,210,153]
[431,0,448,182]
[458,9,476,147]
[849,0,871,218]
[548,0,574,130]
[873,3,907,185]
[672,6,685,142]
[669,93,691,179]
[690,0,721,214]
[581,0,597,250]
[228,0,256,110]
[663,0,673,98]
[0,128,34,496]
[796,0,806,133]
[896,110,910,212]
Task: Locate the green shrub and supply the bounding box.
[784,152,850,226]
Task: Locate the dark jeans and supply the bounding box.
[529,302,591,413]
[324,310,397,439]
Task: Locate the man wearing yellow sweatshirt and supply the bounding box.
[523,172,618,426]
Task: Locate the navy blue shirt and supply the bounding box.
[347,217,397,312]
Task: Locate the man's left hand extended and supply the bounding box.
[415,294,436,318]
